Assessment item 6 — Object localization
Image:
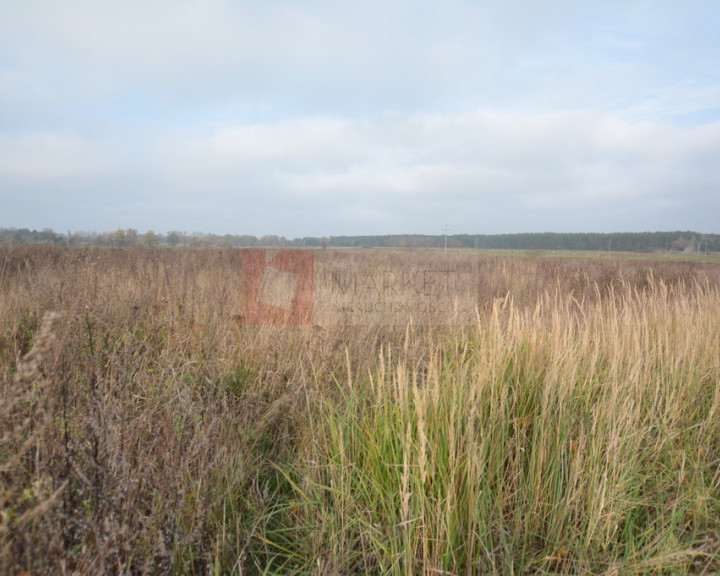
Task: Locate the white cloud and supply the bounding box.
[0,1,718,235]
[0,132,114,182]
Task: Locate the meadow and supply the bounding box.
[1,243,719,575]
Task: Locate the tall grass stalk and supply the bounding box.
[279,277,720,574]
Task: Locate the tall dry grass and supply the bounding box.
[275,277,720,574]
[1,242,719,574]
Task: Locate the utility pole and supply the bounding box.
[443,225,448,253]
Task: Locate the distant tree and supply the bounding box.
[38,228,59,244]
[166,231,184,247]
[108,229,126,247]
[68,232,84,246]
[259,235,280,247]
[187,235,208,248]
[186,232,207,248]
[140,231,159,249]
[672,236,690,251]
[124,228,138,247]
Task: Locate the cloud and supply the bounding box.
[5,102,720,234]
[128,110,720,233]
[3,1,716,123]
[0,1,718,235]
[0,132,114,182]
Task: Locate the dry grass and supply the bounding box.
[1,242,719,574]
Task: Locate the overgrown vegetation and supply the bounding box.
[1,243,719,574]
[3,226,720,253]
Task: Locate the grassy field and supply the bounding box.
[1,244,719,575]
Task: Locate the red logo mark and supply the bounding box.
[241,250,314,325]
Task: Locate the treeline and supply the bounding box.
[0,228,299,248]
[1,227,718,253]
[329,231,719,253]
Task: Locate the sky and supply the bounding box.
[1,0,719,238]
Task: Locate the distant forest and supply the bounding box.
[1,227,718,254]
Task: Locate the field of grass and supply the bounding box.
[1,243,719,575]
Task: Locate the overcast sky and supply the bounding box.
[1,0,719,238]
